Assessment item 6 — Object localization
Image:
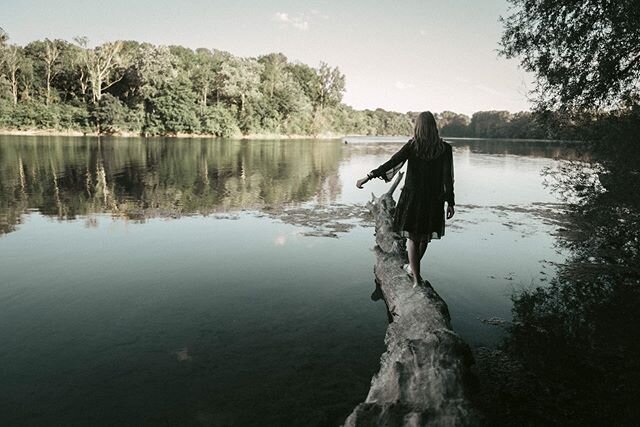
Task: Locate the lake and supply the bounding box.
[0,135,579,426]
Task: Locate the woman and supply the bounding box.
[356,111,455,287]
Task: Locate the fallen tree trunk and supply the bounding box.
[344,172,480,427]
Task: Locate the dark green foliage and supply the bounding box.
[0,98,89,130]
[90,93,130,133]
[500,0,640,111]
[143,76,199,135]
[199,104,240,138]
[437,111,471,137]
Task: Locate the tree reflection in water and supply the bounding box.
[0,136,344,235]
[476,124,640,425]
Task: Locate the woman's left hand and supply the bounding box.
[356,177,368,189]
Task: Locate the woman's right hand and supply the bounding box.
[356,177,369,189]
[446,204,455,219]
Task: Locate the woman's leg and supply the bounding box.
[407,234,423,286]
[419,239,428,260]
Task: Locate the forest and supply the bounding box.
[0,28,582,140]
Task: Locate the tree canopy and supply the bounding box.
[500,0,640,111]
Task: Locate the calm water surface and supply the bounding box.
[0,135,579,426]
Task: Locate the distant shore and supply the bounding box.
[0,128,583,143]
[0,128,348,140]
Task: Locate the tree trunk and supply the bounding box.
[344,172,480,427]
[10,69,18,105]
[79,68,87,97]
[46,67,51,106]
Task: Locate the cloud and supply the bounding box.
[274,12,309,31]
[395,81,415,90]
[419,29,427,36]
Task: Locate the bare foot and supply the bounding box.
[403,264,413,276]
[412,275,423,288]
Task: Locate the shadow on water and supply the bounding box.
[473,125,640,425]
[370,279,394,324]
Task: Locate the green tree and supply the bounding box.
[144,75,199,135]
[437,111,470,137]
[469,110,512,138]
[32,39,62,105]
[257,53,313,133]
[192,48,219,111]
[219,57,263,132]
[286,62,320,103]
[1,44,23,104]
[74,38,125,103]
[500,0,640,110]
[90,93,128,133]
[314,61,345,111]
[199,104,239,137]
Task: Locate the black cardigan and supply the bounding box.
[369,139,455,206]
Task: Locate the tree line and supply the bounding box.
[0,29,414,137]
[0,28,587,140]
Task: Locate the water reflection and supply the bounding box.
[0,136,343,235]
[475,150,640,426]
[0,136,589,236]
[0,135,592,425]
[452,138,589,159]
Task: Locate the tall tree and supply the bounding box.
[258,53,288,100]
[42,39,61,105]
[192,48,219,110]
[74,38,125,102]
[500,0,640,110]
[219,57,262,115]
[1,45,22,104]
[287,62,320,103]
[18,55,34,102]
[315,62,345,111]
[437,111,471,137]
[24,39,63,105]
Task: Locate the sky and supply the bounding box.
[2,0,534,115]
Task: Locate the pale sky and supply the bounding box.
[3,0,533,115]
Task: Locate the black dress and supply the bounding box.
[369,138,455,243]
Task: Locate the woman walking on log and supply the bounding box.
[356,111,455,287]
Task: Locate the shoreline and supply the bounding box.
[0,128,584,143]
[0,128,347,140]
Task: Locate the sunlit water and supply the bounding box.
[0,135,580,426]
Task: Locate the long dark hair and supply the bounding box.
[412,111,444,159]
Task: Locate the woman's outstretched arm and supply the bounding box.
[356,141,412,188]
